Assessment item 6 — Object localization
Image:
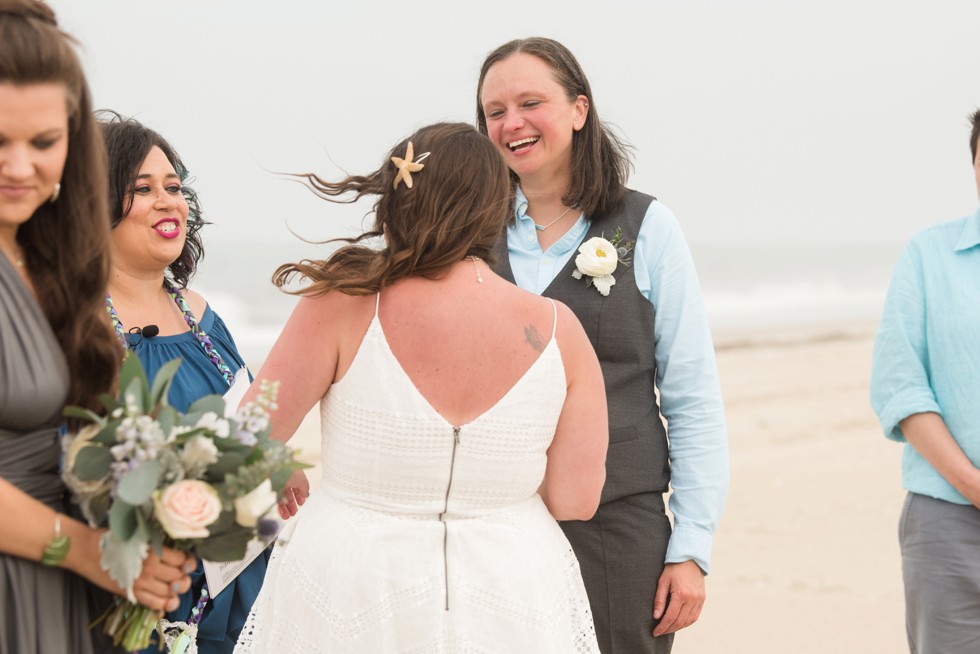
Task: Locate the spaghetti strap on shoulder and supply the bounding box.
[548,298,558,340]
[374,292,381,318]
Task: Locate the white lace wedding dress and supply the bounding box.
[235,297,598,653]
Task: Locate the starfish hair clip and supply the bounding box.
[390,141,431,190]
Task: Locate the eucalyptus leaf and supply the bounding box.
[207,451,246,479]
[193,526,253,562]
[92,421,120,445]
[74,445,112,482]
[134,505,151,543]
[270,467,295,489]
[117,461,161,505]
[100,530,148,600]
[82,491,112,527]
[109,500,138,542]
[98,393,121,414]
[187,394,226,416]
[149,523,165,557]
[62,406,103,424]
[206,509,236,535]
[215,437,249,453]
[123,375,147,416]
[173,426,208,442]
[149,358,182,409]
[179,411,204,427]
[157,406,177,441]
[117,353,147,403]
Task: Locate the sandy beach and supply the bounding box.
[282,320,908,653]
[682,323,906,653]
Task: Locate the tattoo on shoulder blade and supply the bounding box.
[524,325,545,353]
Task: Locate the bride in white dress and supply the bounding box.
[235,122,607,653]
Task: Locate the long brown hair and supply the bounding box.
[476,37,633,222]
[0,0,121,411]
[274,122,512,296]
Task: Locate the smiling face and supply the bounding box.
[479,52,588,189]
[0,82,69,250]
[110,145,188,274]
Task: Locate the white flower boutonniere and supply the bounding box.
[572,227,634,296]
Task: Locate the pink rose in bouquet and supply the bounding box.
[63,354,307,650]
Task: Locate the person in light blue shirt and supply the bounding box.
[870,108,980,653]
[477,37,729,653]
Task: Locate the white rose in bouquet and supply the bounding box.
[180,434,220,471]
[234,479,279,527]
[195,411,231,438]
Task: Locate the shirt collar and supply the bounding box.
[514,186,532,225]
[954,207,980,252]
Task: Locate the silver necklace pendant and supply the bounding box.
[533,203,578,231]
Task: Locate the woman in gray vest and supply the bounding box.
[477,37,730,653]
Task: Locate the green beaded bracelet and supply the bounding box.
[41,514,71,567]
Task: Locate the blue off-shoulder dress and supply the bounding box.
[131,306,270,654]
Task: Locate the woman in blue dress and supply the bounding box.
[98,111,269,654]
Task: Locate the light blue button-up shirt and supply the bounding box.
[871,208,980,505]
[507,187,729,573]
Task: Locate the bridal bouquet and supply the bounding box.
[63,354,305,651]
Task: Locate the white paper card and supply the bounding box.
[202,539,269,599]
[222,366,251,416]
[200,366,260,599]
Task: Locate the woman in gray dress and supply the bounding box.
[0,2,192,652]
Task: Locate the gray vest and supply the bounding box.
[492,190,669,504]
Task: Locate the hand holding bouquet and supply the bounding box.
[63,354,306,651]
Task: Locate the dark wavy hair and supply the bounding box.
[0,0,121,411]
[274,122,512,296]
[476,37,633,222]
[96,110,206,289]
[970,109,980,164]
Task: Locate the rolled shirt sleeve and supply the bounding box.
[870,210,980,505]
[870,242,942,441]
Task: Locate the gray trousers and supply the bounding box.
[561,492,674,654]
[899,492,980,653]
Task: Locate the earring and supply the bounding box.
[49,182,61,203]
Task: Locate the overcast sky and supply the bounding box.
[48,1,980,254]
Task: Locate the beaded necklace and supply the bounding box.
[104,278,237,386]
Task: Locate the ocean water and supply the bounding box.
[692,241,902,333]
[193,238,904,367]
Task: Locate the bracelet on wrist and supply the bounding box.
[41,514,71,567]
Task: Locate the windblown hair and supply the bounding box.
[97,110,206,289]
[0,0,120,411]
[970,109,980,164]
[476,37,633,222]
[274,122,512,297]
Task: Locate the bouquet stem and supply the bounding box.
[95,598,161,651]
